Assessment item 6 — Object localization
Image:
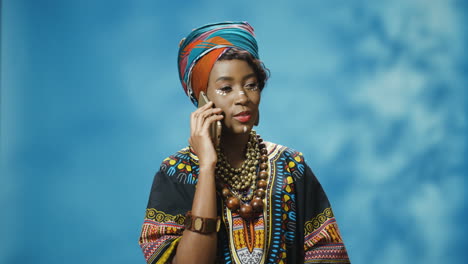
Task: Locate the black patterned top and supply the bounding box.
[139,141,350,264]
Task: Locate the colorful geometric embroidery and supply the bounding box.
[281,176,296,243]
[264,144,303,263]
[304,208,349,263]
[285,150,305,180]
[264,143,286,263]
[139,209,185,263]
[228,213,265,264]
[304,208,334,235]
[304,243,350,263]
[161,147,199,184]
[145,208,186,226]
[139,142,350,263]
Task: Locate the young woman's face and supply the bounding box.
[206,59,261,135]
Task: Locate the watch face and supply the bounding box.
[194,218,203,231]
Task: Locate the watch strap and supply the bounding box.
[184,211,220,234]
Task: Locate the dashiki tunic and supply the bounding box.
[139,142,350,263]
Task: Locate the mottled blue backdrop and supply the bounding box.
[1,0,467,263]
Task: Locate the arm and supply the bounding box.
[172,164,218,264]
[172,102,223,264]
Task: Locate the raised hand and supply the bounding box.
[189,101,224,168]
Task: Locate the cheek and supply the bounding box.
[252,94,261,109]
[211,100,230,121]
[211,98,226,111]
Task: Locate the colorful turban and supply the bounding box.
[177,21,260,106]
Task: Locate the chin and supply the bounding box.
[224,123,253,135]
[236,124,254,134]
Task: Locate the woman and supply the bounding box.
[139,22,350,264]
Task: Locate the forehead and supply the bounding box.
[209,59,255,80]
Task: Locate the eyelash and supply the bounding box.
[215,86,231,96]
[215,83,259,95]
[245,82,259,91]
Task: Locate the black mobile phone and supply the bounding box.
[198,91,222,146]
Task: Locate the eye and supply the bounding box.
[245,82,259,91]
[215,86,232,96]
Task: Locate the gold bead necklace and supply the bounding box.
[215,130,268,220]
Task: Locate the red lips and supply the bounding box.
[233,111,252,123]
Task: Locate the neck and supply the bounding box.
[219,130,251,168]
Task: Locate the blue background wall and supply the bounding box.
[1,0,467,263]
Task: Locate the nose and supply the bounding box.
[234,90,248,105]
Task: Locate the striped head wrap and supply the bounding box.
[177,21,260,106]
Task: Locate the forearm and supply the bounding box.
[172,165,218,264]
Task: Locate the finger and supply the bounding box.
[190,102,213,127]
[190,111,197,137]
[191,107,212,135]
[199,107,222,121]
[191,102,214,129]
[211,107,223,114]
[194,107,222,135]
[194,101,214,114]
[201,114,224,133]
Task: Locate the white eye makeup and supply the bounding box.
[215,82,258,96]
[215,87,230,96]
[244,82,259,91]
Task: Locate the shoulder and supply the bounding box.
[264,141,305,164]
[159,146,200,184]
[264,141,309,180]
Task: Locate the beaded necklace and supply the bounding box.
[216,130,268,220]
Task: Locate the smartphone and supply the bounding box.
[198,91,222,146]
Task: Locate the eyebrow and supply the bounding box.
[215,73,257,83]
